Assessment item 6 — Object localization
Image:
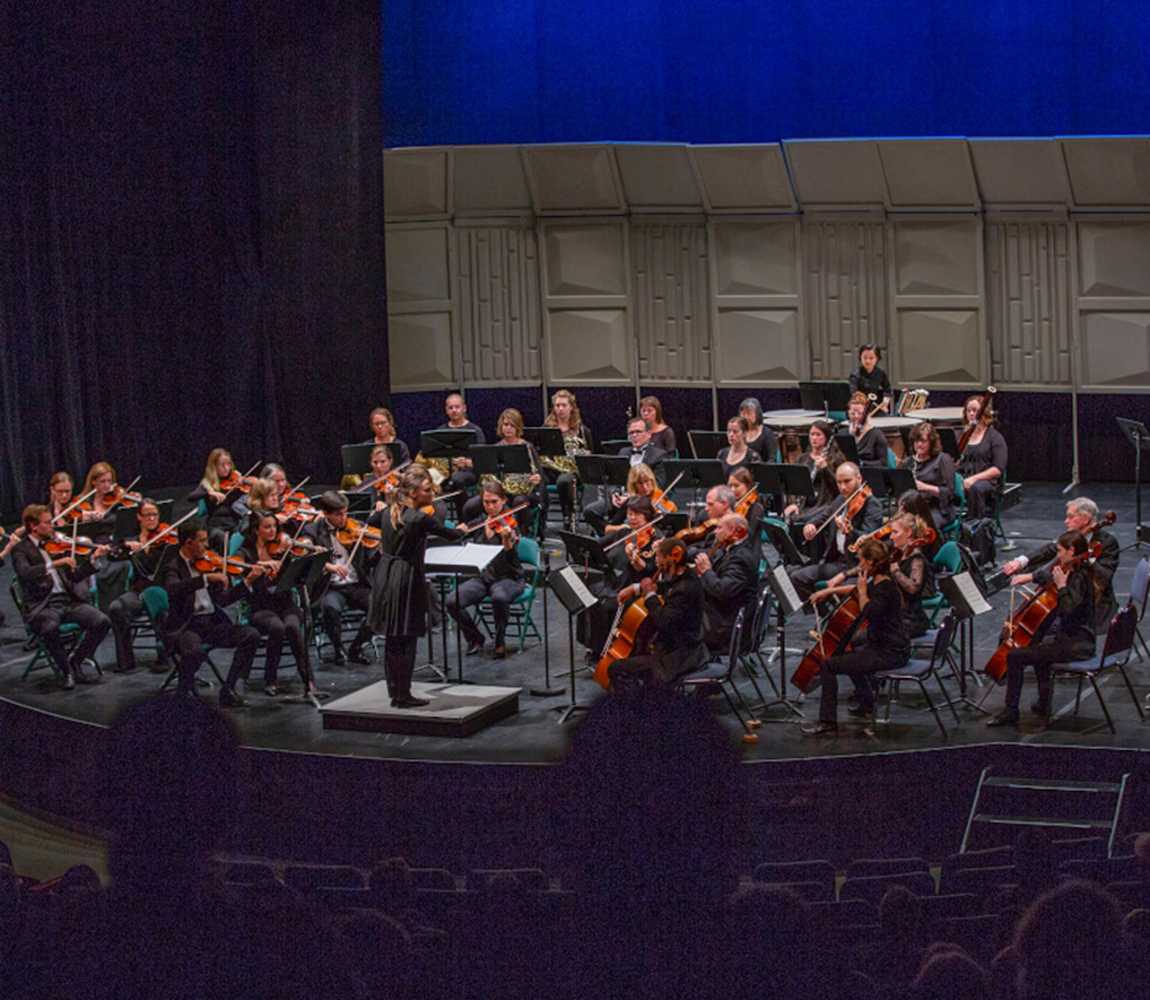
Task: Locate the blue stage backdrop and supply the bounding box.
[382,0,1150,147]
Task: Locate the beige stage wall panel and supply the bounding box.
[630,223,712,382]
[803,221,889,379]
[985,221,1073,387]
[540,221,632,384]
[456,226,542,384]
[386,223,457,390]
[1077,220,1150,393]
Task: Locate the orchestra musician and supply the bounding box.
[782,420,843,528]
[801,538,910,735]
[363,406,411,466]
[366,466,465,707]
[846,392,888,467]
[76,462,135,607]
[607,537,708,693]
[106,500,177,674]
[959,393,1007,520]
[354,444,400,516]
[692,513,758,653]
[1001,497,1119,630]
[161,518,261,706]
[445,483,526,659]
[717,417,760,479]
[439,392,486,516]
[901,421,957,532]
[186,448,251,550]
[897,489,943,558]
[987,530,1096,727]
[306,491,378,665]
[739,398,780,463]
[12,504,112,689]
[789,462,883,600]
[728,467,765,545]
[584,462,661,538]
[639,395,676,454]
[619,416,667,472]
[681,485,737,549]
[239,512,322,700]
[849,344,891,411]
[461,408,544,529]
[542,388,594,532]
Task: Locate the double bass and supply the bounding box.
[983,511,1116,682]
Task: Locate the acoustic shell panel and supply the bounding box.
[386,226,452,303]
[389,312,456,388]
[715,310,803,384]
[540,221,631,384]
[802,220,889,379]
[614,145,704,210]
[713,221,798,296]
[877,140,979,211]
[1061,138,1150,209]
[893,220,979,296]
[783,140,887,209]
[1077,222,1150,298]
[968,139,1070,208]
[456,226,542,384]
[631,223,712,381]
[386,223,457,390]
[522,145,625,214]
[384,148,450,220]
[690,145,796,212]
[895,310,982,385]
[985,221,1072,387]
[1078,313,1150,390]
[452,146,533,217]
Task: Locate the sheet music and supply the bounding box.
[555,564,598,611]
[770,564,804,617]
[952,571,992,615]
[426,543,502,576]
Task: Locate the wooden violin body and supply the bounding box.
[790,591,865,693]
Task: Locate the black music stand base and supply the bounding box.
[414,579,451,683]
[757,603,806,721]
[530,553,563,698]
[555,613,592,724]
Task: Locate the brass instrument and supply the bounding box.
[480,443,538,497]
[412,454,449,488]
[539,427,589,476]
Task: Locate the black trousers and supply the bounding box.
[1004,634,1094,712]
[607,645,707,694]
[542,468,578,521]
[445,577,526,645]
[107,590,144,670]
[317,582,373,653]
[446,470,477,518]
[790,560,849,602]
[169,615,260,695]
[27,595,110,676]
[250,608,312,687]
[383,634,418,700]
[965,479,996,520]
[818,645,905,723]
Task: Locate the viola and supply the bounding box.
[335,517,382,549]
[849,518,894,554]
[984,511,1116,682]
[100,484,143,511]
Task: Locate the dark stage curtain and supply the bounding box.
[0,1,387,517]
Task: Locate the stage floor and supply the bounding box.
[2,483,1149,768]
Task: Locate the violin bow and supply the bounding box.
[601,513,666,553]
[101,474,142,516]
[70,511,79,561]
[811,484,867,540]
[136,508,198,553]
[274,518,311,571]
[53,486,98,526]
[459,503,531,537]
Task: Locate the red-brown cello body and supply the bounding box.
[790,592,865,693]
[594,592,661,689]
[983,512,1115,683]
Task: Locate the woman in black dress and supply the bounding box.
[846,392,888,467]
[639,395,676,455]
[739,397,779,463]
[901,421,957,531]
[848,344,892,411]
[240,512,322,701]
[717,417,759,479]
[367,466,464,707]
[959,394,1007,520]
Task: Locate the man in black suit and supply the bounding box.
[161,519,261,706]
[12,504,112,689]
[306,491,377,665]
[1002,496,1119,629]
[789,462,883,602]
[607,538,708,692]
[619,416,667,472]
[693,513,759,654]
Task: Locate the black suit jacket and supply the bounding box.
[617,443,667,472]
[305,518,379,600]
[813,495,884,562]
[1029,528,1119,629]
[161,554,248,634]
[698,538,759,652]
[11,537,98,617]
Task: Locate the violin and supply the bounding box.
[193,550,258,577]
[849,518,894,553]
[43,533,103,558]
[335,517,382,549]
[675,517,719,545]
[984,511,1116,682]
[266,535,329,559]
[138,524,180,548]
[217,468,256,494]
[735,486,760,518]
[650,487,678,514]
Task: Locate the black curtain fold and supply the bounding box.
[0,0,387,517]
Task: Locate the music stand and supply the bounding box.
[558,530,614,586]
[798,382,825,414]
[760,519,808,569]
[469,443,532,481]
[600,438,630,454]
[420,429,478,464]
[523,426,566,463]
[937,571,994,712]
[820,381,853,416]
[574,455,631,506]
[530,543,564,698]
[548,564,600,723]
[114,500,173,541]
[1117,417,1150,550]
[341,443,377,477]
[688,430,728,460]
[760,564,807,720]
[345,493,374,516]
[753,464,814,507]
[835,432,860,464]
[270,551,323,596]
[659,460,725,505]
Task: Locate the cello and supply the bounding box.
[983,511,1116,682]
[790,590,865,694]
